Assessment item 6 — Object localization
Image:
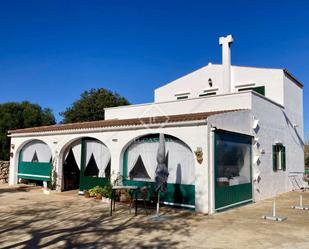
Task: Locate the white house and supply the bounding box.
[8,35,304,214]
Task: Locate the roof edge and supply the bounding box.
[8,110,243,135]
[283,69,303,88]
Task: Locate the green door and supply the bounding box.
[214,130,252,211]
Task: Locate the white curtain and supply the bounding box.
[166,140,195,185]
[127,141,157,179]
[238,143,251,184]
[126,137,195,184]
[64,140,82,169]
[84,140,111,177]
[22,140,51,163]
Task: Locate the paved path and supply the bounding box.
[0,184,309,249]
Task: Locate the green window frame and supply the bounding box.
[272,144,286,172]
[238,86,265,96]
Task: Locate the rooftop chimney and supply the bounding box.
[219,34,234,93]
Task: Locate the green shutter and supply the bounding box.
[273,145,277,172]
[238,86,265,96]
[281,146,286,171]
[253,86,265,96]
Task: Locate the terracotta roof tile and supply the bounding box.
[8,109,242,134]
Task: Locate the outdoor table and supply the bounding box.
[110,185,139,216]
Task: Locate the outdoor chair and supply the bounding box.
[129,186,149,215]
[288,172,309,191]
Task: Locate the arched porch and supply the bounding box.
[121,133,195,208]
[59,137,111,191]
[17,139,53,183]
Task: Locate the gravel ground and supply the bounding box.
[0,184,309,249]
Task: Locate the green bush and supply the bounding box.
[101,184,113,199]
[88,184,112,198]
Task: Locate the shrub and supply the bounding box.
[88,184,112,198]
[101,184,113,199]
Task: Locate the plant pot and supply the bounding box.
[84,191,91,198]
[96,193,102,200]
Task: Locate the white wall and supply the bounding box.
[207,110,253,136]
[231,66,284,106]
[105,91,252,120]
[250,93,304,201]
[153,64,285,106]
[283,75,304,141]
[154,64,224,102]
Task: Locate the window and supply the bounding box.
[177,95,188,100]
[216,133,251,187]
[199,92,216,97]
[272,144,286,172]
[238,86,265,96]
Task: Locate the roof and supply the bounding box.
[8,110,241,134]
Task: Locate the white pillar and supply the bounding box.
[9,154,18,185]
[55,149,63,191]
[109,142,122,185]
[208,128,216,214]
[219,34,234,94]
[9,139,19,185]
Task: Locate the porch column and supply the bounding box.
[9,139,20,185]
[55,149,63,191]
[9,153,18,185]
[108,141,123,185]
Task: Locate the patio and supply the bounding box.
[0,184,309,249]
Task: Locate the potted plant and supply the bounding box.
[101,184,112,203]
[96,192,103,200]
[88,186,105,200]
[89,187,97,198]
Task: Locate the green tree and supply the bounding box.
[60,88,130,123]
[0,101,56,160]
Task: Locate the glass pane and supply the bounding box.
[216,134,251,187]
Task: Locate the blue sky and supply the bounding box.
[0,0,308,136]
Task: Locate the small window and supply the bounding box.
[272,144,286,172]
[177,95,188,100]
[238,86,265,96]
[199,92,217,97]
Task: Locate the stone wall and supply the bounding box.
[0,161,9,183]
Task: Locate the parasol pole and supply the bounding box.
[156,190,160,216]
